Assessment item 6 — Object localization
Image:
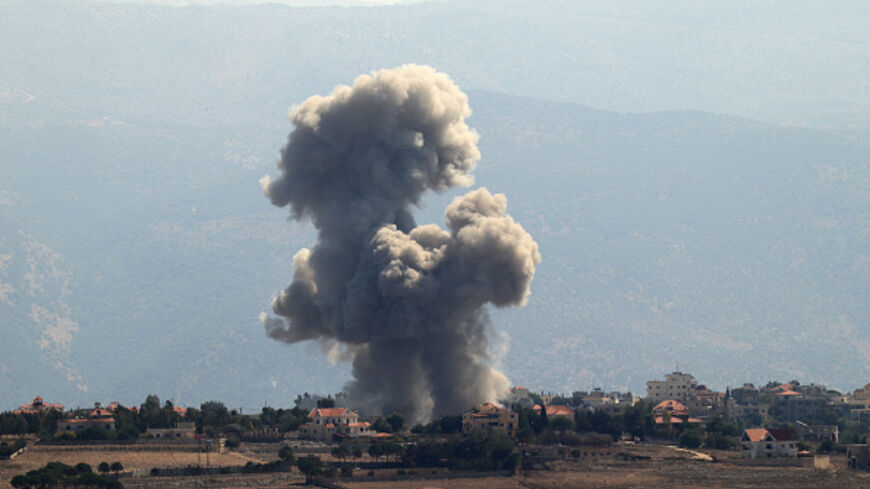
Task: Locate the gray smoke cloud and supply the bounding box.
[260,65,540,422]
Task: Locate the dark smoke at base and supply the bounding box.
[260,65,540,422]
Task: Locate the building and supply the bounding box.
[741,428,797,458]
[771,392,828,422]
[532,404,574,418]
[687,385,725,417]
[729,384,760,405]
[145,422,197,442]
[646,372,698,404]
[462,403,518,437]
[14,396,64,414]
[57,407,115,434]
[726,399,770,423]
[652,400,703,426]
[846,444,870,470]
[299,407,372,442]
[795,422,838,443]
[845,398,870,423]
[501,386,534,408]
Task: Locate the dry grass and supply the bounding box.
[342,477,526,489]
[0,445,265,489]
[5,443,870,489]
[122,472,304,489]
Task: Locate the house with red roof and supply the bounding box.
[652,400,703,426]
[299,407,372,442]
[741,428,797,458]
[57,407,115,435]
[532,404,574,418]
[13,396,64,414]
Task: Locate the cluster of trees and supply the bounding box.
[410,415,462,435]
[291,432,518,481]
[402,432,518,471]
[10,462,122,489]
[508,402,745,451]
[1,394,313,442]
[371,413,405,434]
[258,405,309,434]
[0,438,27,457]
[509,402,652,444]
[0,410,63,438]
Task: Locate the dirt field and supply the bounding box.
[122,472,304,489]
[0,444,266,489]
[4,443,870,489]
[342,477,526,489]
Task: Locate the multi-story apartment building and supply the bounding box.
[462,403,518,437]
[646,371,698,403]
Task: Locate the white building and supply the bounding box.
[299,407,372,442]
[501,386,534,408]
[145,422,197,442]
[646,371,698,403]
[741,428,797,458]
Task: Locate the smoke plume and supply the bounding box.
[260,65,540,422]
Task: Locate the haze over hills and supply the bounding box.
[1,0,868,411]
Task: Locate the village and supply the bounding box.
[2,371,869,489]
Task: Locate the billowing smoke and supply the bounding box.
[260,65,540,422]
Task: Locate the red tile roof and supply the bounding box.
[652,400,690,416]
[744,428,769,442]
[90,409,113,418]
[308,407,349,418]
[776,390,801,396]
[537,405,573,417]
[743,428,795,442]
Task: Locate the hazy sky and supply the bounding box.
[96,0,406,5]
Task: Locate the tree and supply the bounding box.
[296,456,322,481]
[140,394,162,429]
[278,445,295,464]
[331,445,349,463]
[438,415,462,434]
[372,417,393,433]
[679,429,702,449]
[200,401,230,433]
[74,462,92,474]
[368,441,385,462]
[98,461,111,476]
[818,439,837,453]
[550,416,574,432]
[316,397,336,408]
[386,412,405,432]
[110,461,124,477]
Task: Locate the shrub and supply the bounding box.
[678,429,702,449]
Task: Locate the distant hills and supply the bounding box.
[1,0,868,410]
